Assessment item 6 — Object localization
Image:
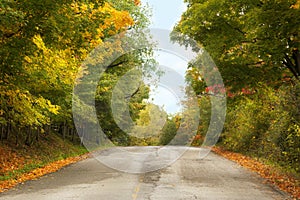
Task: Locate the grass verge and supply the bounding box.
[0,133,89,192]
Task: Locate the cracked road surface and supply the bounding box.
[0,147,290,200]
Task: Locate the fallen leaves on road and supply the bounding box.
[0,152,89,193]
[212,147,300,200]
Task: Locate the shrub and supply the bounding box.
[222,83,300,173]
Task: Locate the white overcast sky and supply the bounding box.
[141,0,187,30]
[141,0,188,114]
[141,0,186,30]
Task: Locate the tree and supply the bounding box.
[72,0,155,146]
[173,0,300,91]
[130,103,167,145]
[159,118,178,145]
[0,0,151,145]
[172,0,300,173]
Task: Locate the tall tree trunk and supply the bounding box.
[63,122,67,140]
[25,127,32,146]
[36,128,39,142]
[0,126,3,142]
[71,128,74,142]
[15,127,20,146]
[5,124,10,140]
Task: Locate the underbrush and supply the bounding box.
[221,83,300,176]
[0,132,87,182]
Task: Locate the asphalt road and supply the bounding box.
[0,147,290,200]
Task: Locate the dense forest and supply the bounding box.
[0,0,299,181]
[173,0,300,174]
[0,0,153,146]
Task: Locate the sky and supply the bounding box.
[141,0,187,30]
[141,0,188,114]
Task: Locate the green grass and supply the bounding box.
[0,163,45,181]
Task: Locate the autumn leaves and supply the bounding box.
[0,0,144,145]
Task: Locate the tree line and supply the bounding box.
[173,0,300,173]
[0,0,153,146]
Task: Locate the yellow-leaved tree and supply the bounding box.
[0,0,150,145]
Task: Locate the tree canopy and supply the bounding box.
[173,0,300,175]
[0,0,152,145]
[173,0,300,91]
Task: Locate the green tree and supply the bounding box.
[173,0,300,91]
[73,0,155,146]
[130,103,167,145]
[173,0,300,174]
[159,118,178,145]
[0,0,151,145]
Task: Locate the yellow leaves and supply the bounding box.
[291,0,300,9]
[71,2,87,14]
[2,0,140,128]
[71,2,80,14]
[101,87,111,92]
[70,2,135,48]
[80,3,89,12]
[32,35,48,53]
[23,56,32,64]
[101,3,134,34]
[98,2,134,35]
[96,27,104,37]
[71,2,95,14]
[0,88,60,126]
[25,34,79,90]
[46,101,60,115]
[134,0,141,6]
[82,31,92,40]
[34,98,60,116]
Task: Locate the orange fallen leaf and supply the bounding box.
[212,147,300,200]
[0,153,89,192]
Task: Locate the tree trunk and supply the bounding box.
[0,126,3,142]
[5,124,10,140]
[15,127,20,146]
[71,128,75,142]
[63,122,67,140]
[25,127,32,146]
[36,128,39,142]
